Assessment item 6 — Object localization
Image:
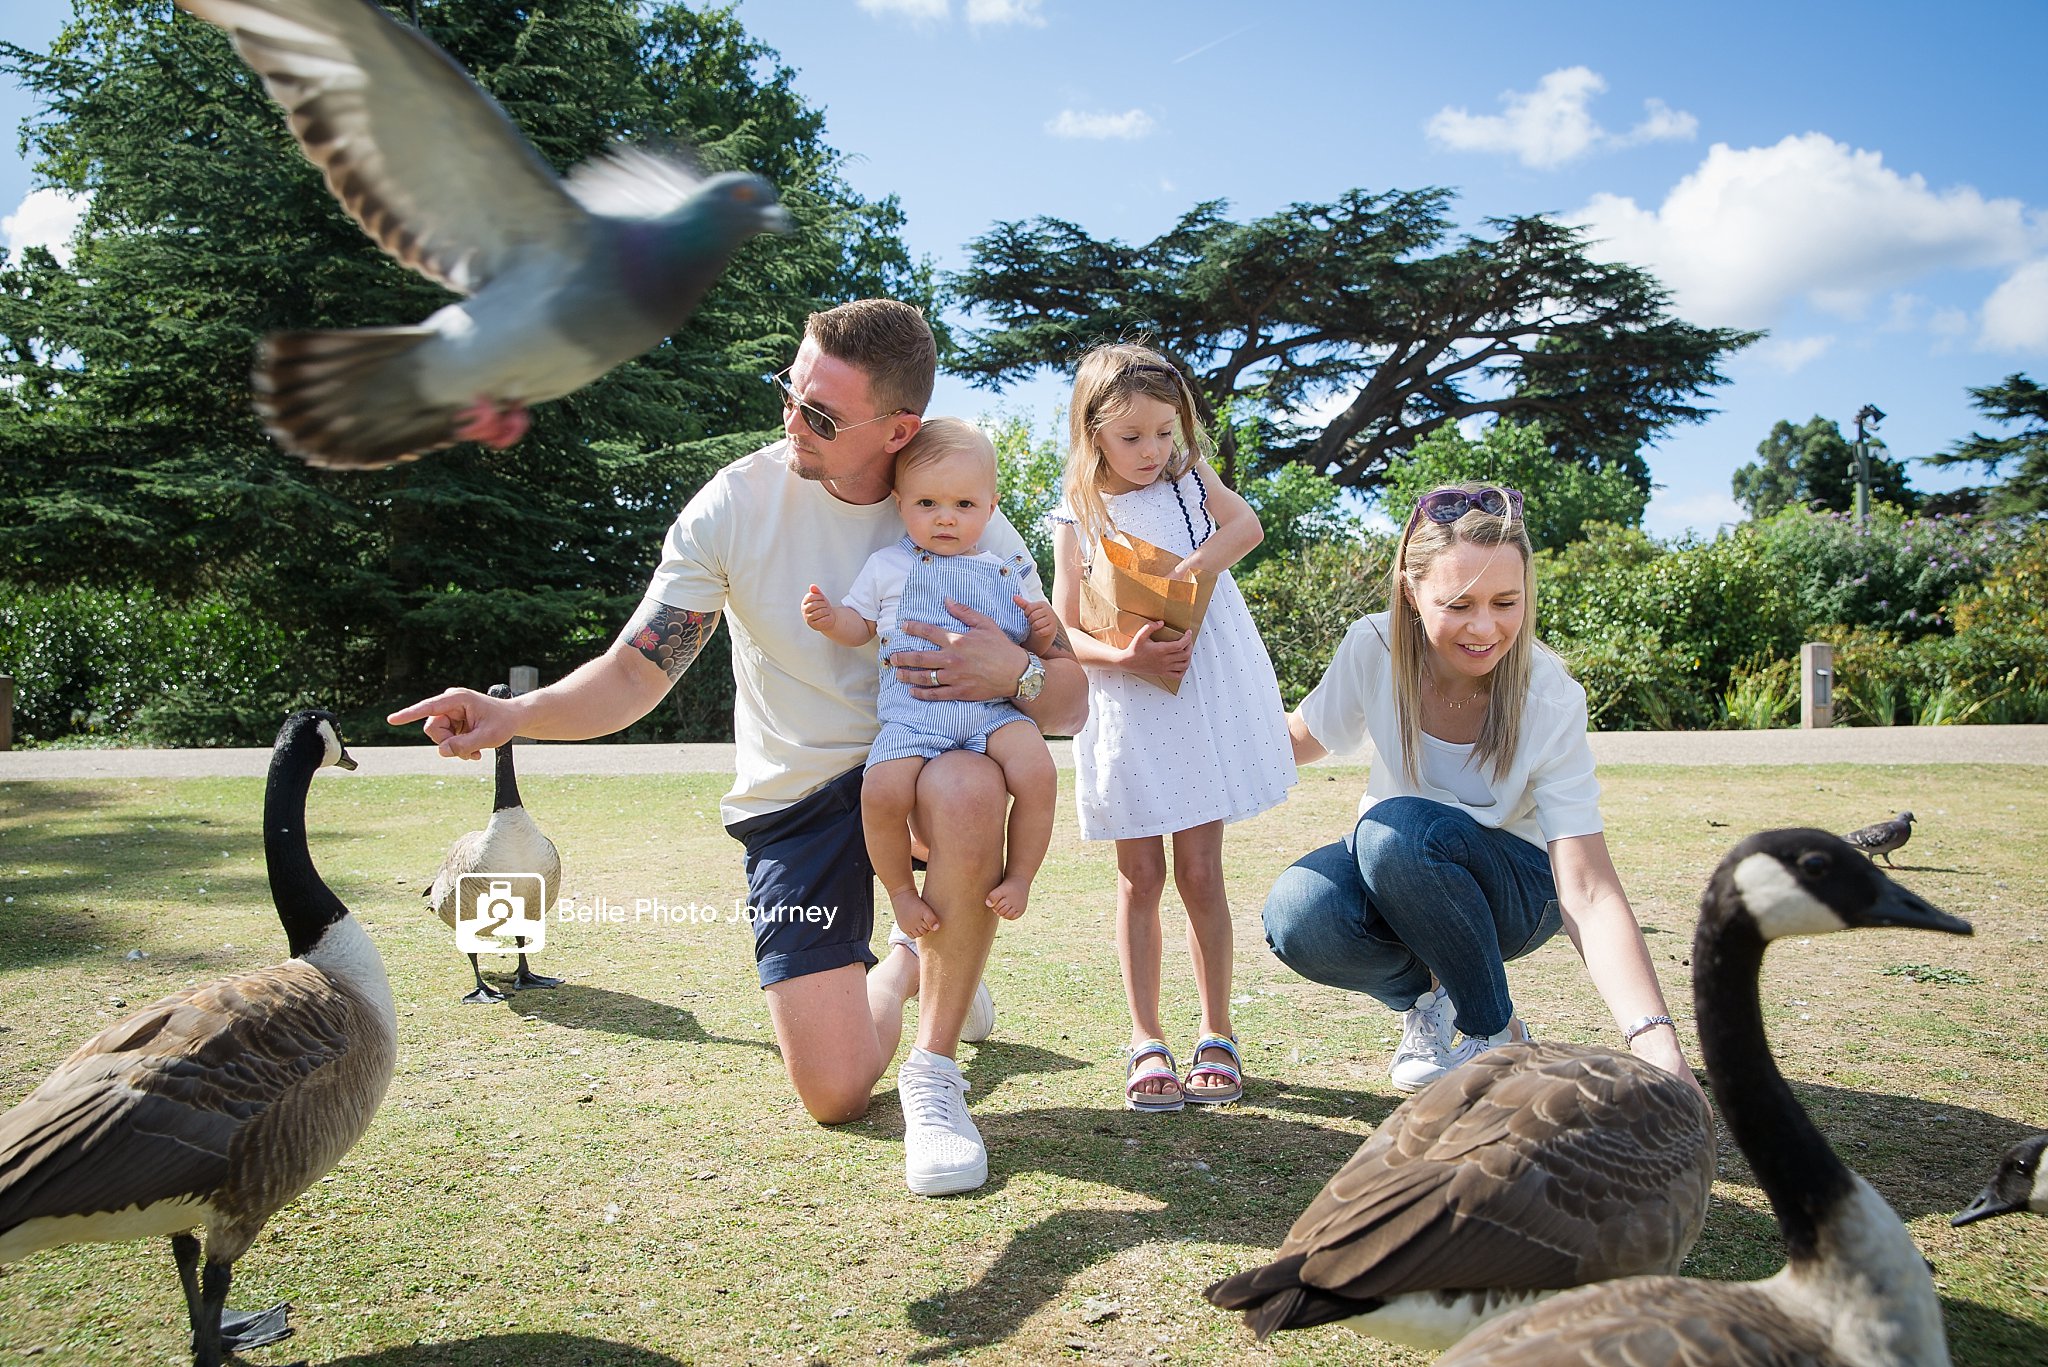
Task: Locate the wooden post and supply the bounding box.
[1800,643,1834,729]
[0,675,12,751]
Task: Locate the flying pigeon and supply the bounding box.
[173,0,793,469]
[1842,810,1914,866]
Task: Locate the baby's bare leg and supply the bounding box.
[982,720,1056,920]
[863,757,938,937]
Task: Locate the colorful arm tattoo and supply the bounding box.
[626,604,721,682]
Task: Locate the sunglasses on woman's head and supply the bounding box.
[1412,486,1524,526]
[765,368,911,442]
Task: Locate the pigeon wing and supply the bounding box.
[175,0,589,295]
[564,144,708,221]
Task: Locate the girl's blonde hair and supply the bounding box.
[1064,343,1211,550]
[1387,482,1540,785]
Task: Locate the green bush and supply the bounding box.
[1538,523,1801,700]
[1549,628,1715,731]
[0,584,298,744]
[1749,505,2019,639]
[1238,539,1391,708]
[1721,656,1800,729]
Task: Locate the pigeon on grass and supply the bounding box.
[1841,810,1914,866]
[174,0,792,469]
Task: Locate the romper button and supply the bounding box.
[1000,567,1009,575]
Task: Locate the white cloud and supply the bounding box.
[1980,259,2048,352]
[1753,334,1836,373]
[1621,98,1698,147]
[3,188,89,267]
[965,0,1044,24]
[1046,108,1155,141]
[857,0,1043,24]
[1931,305,1971,337]
[857,0,948,20]
[1426,67,1695,169]
[1571,133,2036,328]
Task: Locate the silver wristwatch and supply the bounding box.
[1013,653,1046,701]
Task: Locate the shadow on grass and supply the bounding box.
[501,983,778,1051]
[1726,1081,2043,1222]
[326,1333,692,1366]
[0,780,368,973]
[841,1101,1376,1359]
[1940,1296,2048,1366]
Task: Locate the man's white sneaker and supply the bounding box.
[898,1048,987,1196]
[961,979,996,1044]
[1388,985,1457,1094]
[888,928,996,1044]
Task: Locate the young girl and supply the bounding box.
[1048,344,1296,1112]
[1262,483,1700,1098]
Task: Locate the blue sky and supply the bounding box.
[7,1,2047,537]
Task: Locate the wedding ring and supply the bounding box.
[928,669,941,686]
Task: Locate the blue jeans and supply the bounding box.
[1261,796,1564,1038]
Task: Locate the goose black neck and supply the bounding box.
[1694,904,1857,1263]
[264,733,350,958]
[492,739,522,812]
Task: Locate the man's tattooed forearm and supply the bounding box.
[1046,623,1075,659]
[627,605,721,681]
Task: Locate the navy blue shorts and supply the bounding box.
[725,765,877,987]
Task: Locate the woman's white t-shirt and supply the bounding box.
[1296,611,1603,850]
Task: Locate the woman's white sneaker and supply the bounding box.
[1389,985,1457,1093]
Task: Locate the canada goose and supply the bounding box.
[1436,829,1969,1366]
[1952,1134,2048,1227]
[425,684,562,1002]
[1843,810,1914,866]
[1203,1039,1713,1349]
[0,709,395,1367]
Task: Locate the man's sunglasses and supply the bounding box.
[1411,486,1524,526]
[766,368,911,442]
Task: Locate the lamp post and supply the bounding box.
[1851,403,1884,525]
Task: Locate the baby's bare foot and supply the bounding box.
[985,876,1031,921]
[889,886,939,938]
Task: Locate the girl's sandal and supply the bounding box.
[1183,1034,1244,1105]
[1125,1039,1185,1112]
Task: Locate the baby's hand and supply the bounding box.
[1021,598,1061,646]
[801,583,836,633]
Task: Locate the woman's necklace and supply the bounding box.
[1424,668,1488,712]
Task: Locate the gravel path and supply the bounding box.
[4,725,2046,780]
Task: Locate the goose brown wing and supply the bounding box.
[0,964,352,1231]
[174,0,588,295]
[1439,1277,1832,1366]
[1284,1044,1713,1300]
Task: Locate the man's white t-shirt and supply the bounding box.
[641,440,1041,825]
[1296,611,1604,850]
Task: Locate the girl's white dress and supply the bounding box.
[1053,471,1297,840]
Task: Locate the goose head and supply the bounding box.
[272,708,357,773]
[1710,828,1968,943]
[1952,1134,2048,1227]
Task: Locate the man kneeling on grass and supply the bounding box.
[390,300,1086,1195]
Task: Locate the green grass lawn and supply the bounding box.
[2,763,2045,1365]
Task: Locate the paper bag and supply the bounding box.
[1078,530,1218,695]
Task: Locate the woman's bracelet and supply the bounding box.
[1622,1013,1676,1045]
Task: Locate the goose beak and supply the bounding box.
[335,750,359,772]
[1867,880,1969,936]
[1950,1186,2018,1227]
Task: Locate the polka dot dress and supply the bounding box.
[1053,471,1297,841]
